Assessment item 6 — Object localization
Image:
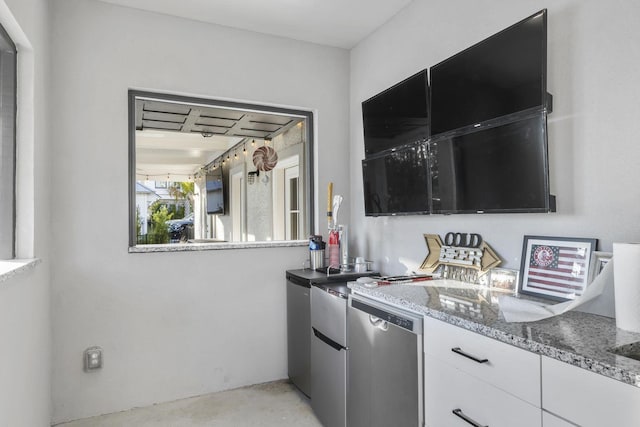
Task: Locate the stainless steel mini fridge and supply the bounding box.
[311,284,349,427]
[286,272,312,397]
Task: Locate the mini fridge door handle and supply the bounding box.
[312,327,346,351]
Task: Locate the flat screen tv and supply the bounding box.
[430,9,548,136]
[430,111,554,214]
[362,69,429,156]
[206,169,224,215]
[362,142,430,216]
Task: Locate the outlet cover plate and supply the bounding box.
[84,346,103,371]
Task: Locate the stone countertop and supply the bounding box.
[129,240,307,253]
[349,280,640,387]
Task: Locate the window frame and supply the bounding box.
[128,90,315,249]
[0,21,17,260]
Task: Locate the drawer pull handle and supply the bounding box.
[451,347,489,364]
[452,408,488,427]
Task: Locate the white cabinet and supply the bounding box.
[424,316,542,427]
[541,356,640,427]
[422,316,640,427]
[424,316,541,406]
[425,353,541,427]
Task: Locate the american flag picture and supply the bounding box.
[520,236,597,301]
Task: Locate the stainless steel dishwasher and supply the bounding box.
[347,293,424,427]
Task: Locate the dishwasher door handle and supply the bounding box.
[369,315,389,331]
[312,327,346,351]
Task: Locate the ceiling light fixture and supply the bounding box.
[201,131,214,138]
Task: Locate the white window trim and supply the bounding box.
[0,258,40,284]
[0,1,38,280]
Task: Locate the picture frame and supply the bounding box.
[519,235,598,301]
[488,268,519,293]
[587,251,612,284]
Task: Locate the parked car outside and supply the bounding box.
[166,213,194,241]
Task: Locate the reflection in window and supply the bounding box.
[286,171,300,240]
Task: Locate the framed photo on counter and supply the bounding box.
[518,235,598,301]
[587,251,613,284]
[488,268,519,293]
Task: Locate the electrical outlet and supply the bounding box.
[84,346,103,372]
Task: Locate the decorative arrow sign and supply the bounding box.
[419,233,501,275]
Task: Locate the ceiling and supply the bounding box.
[135,98,303,181]
[136,131,240,181]
[136,99,301,139]
[97,0,413,49]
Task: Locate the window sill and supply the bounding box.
[0,258,41,284]
[128,240,308,253]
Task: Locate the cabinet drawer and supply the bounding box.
[542,356,640,427]
[425,354,541,427]
[424,316,541,406]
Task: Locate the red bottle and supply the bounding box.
[328,229,340,268]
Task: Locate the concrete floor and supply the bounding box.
[54,380,323,427]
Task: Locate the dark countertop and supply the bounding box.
[287,268,378,298]
[349,280,640,387]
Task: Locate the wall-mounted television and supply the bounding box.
[430,9,548,136]
[360,9,555,216]
[206,169,224,215]
[362,142,430,216]
[430,111,554,214]
[362,69,429,156]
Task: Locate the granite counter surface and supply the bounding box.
[349,280,640,387]
[129,240,306,253]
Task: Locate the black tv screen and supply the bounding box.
[362,142,430,216]
[430,112,552,214]
[206,169,224,215]
[430,9,547,136]
[362,69,429,156]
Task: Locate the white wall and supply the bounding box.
[0,267,51,427]
[49,0,349,423]
[0,0,51,425]
[349,0,640,274]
